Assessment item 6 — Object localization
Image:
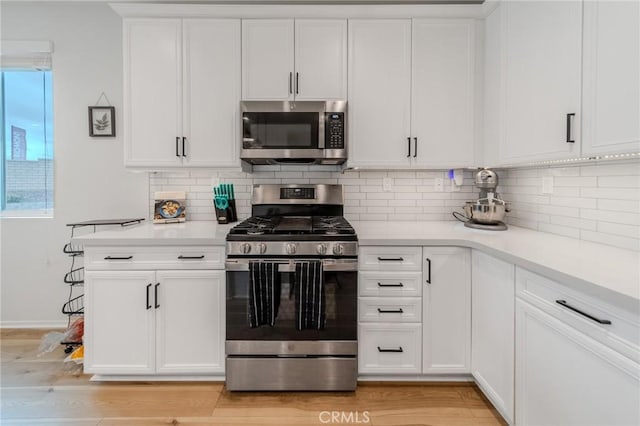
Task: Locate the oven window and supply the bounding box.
[243,112,319,149]
[226,270,357,341]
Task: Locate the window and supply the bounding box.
[1,41,54,215]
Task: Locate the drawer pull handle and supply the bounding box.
[146,284,152,310]
[377,308,404,314]
[104,256,133,260]
[377,257,404,262]
[426,258,431,284]
[377,282,404,288]
[178,255,205,260]
[555,300,611,325]
[377,346,403,353]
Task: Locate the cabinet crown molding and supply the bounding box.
[110,3,488,19]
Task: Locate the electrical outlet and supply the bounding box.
[542,176,554,194]
[383,177,393,192]
[434,178,444,192]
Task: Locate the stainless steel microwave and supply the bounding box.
[240,101,347,165]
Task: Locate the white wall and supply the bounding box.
[0,3,148,327]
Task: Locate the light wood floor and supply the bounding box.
[1,329,507,426]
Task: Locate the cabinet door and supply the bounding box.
[124,19,182,167]
[412,19,476,168]
[471,251,515,424]
[182,19,241,168]
[582,1,640,155]
[348,20,412,168]
[516,299,640,426]
[242,20,294,100]
[422,247,471,374]
[155,270,225,374]
[84,270,156,374]
[500,1,582,163]
[294,19,347,100]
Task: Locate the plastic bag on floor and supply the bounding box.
[37,317,84,356]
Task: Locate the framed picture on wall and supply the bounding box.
[88,106,115,137]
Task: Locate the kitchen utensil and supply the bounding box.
[462,199,507,224]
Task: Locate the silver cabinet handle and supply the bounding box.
[566,113,576,143]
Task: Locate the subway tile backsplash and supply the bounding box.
[149,159,640,252]
[501,159,640,251]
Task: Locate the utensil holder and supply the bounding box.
[214,199,237,224]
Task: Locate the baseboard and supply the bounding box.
[90,374,225,382]
[358,374,474,382]
[0,320,67,329]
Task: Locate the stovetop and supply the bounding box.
[227,215,357,242]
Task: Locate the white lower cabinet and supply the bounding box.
[515,298,640,426]
[471,250,515,424]
[85,269,225,375]
[359,323,422,374]
[422,247,471,374]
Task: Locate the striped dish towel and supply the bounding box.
[248,261,280,328]
[294,260,326,330]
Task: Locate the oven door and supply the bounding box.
[225,258,357,343]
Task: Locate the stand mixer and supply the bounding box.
[453,169,509,231]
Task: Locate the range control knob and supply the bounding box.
[257,243,267,254]
[333,243,344,256]
[286,243,297,255]
[241,243,251,254]
[317,244,328,255]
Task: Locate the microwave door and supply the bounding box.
[243,112,319,150]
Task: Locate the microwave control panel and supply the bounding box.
[325,112,345,149]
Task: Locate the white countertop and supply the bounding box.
[352,221,640,311]
[75,220,640,310]
[75,221,233,246]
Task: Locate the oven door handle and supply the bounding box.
[225,259,358,272]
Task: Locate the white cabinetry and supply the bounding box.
[348,19,476,169]
[124,19,240,168]
[471,250,515,424]
[515,267,640,426]
[242,19,346,101]
[358,246,422,375]
[411,19,476,168]
[582,0,640,155]
[348,19,412,168]
[84,247,225,376]
[499,1,582,164]
[422,247,471,374]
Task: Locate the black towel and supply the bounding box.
[248,262,280,328]
[294,261,325,330]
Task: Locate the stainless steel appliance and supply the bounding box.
[225,184,357,391]
[240,101,347,165]
[453,169,510,231]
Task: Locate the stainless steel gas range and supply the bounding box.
[225,184,357,391]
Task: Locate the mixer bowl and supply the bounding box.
[463,201,507,224]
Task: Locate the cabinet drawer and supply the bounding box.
[359,297,421,323]
[359,246,422,271]
[359,271,423,297]
[358,323,422,374]
[85,246,225,270]
[516,267,640,363]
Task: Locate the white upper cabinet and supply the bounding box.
[412,19,476,168]
[242,19,346,101]
[182,19,241,167]
[499,1,582,164]
[124,18,240,169]
[348,19,476,169]
[582,0,640,155]
[125,19,182,168]
[294,20,347,100]
[348,19,413,168]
